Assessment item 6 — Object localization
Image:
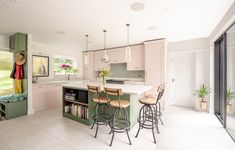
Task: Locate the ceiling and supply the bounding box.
[0,0,234,51]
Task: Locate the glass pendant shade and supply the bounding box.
[101,30,110,62]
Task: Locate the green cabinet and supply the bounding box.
[0,100,27,120]
[9,33,27,52]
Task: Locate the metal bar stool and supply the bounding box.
[87,85,111,138]
[104,87,132,146]
[135,85,164,143]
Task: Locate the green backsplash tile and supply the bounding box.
[110,63,144,78]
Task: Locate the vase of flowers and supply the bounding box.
[99,67,111,85]
[227,87,235,113]
[60,64,72,80]
[194,84,211,111]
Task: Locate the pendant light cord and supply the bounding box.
[126,24,130,46]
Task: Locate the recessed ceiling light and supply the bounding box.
[148,26,158,31]
[56,31,66,35]
[130,2,145,12]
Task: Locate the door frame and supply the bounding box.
[214,33,227,127]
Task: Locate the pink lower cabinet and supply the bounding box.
[46,84,62,109]
[32,84,46,112]
[144,39,166,94]
[32,83,63,113]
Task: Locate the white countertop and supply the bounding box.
[33,80,69,85]
[63,81,152,95]
[108,77,145,82]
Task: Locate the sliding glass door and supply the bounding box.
[214,34,227,124]
[226,23,235,141]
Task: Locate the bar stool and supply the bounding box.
[87,85,111,138]
[135,85,164,143]
[156,84,165,125]
[104,87,132,146]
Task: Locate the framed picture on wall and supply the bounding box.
[32,55,49,77]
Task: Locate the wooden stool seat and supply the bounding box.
[139,97,156,105]
[93,97,110,104]
[110,100,129,108]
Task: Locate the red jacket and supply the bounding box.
[15,64,24,79]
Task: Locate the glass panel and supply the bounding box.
[226,24,235,140]
[53,57,75,74]
[0,51,13,96]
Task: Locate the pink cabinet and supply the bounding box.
[93,51,110,71]
[83,52,95,80]
[32,83,63,113]
[108,47,126,64]
[32,84,46,112]
[46,84,62,109]
[127,44,145,70]
[144,39,166,92]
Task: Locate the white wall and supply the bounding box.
[167,38,210,111]
[0,35,9,50]
[32,42,83,81]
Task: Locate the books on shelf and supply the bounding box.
[65,104,88,120]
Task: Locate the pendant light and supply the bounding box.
[125,24,131,62]
[101,30,110,62]
[84,35,89,65]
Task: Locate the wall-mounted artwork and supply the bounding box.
[32,55,49,77]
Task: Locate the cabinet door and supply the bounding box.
[45,84,62,109]
[9,33,27,52]
[93,51,110,71]
[32,85,45,112]
[127,45,145,70]
[108,47,126,64]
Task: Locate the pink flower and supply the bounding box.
[60,64,71,69]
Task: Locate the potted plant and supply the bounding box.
[227,87,235,113]
[99,67,111,85]
[60,64,72,80]
[194,84,211,111]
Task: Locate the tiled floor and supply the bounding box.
[0,106,234,150]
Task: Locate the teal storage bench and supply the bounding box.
[0,93,27,120]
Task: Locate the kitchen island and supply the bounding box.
[62,81,152,129]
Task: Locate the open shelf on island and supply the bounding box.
[63,87,90,126]
[64,99,88,106]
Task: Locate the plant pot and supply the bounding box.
[227,100,233,113]
[200,100,207,111]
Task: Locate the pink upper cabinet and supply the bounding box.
[127,44,145,71]
[107,47,126,64]
[144,39,167,87]
[93,51,110,71]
